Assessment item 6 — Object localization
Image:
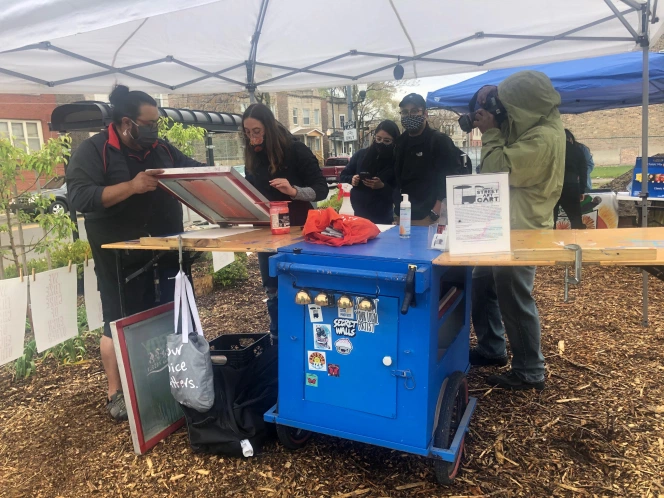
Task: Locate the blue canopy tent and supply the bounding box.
[426,52,664,114]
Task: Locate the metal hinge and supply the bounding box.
[563,244,582,303]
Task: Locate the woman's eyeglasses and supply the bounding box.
[244,129,263,138]
[375,136,393,145]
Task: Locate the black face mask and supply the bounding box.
[130,120,159,149]
[375,142,394,156]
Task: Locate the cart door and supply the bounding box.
[304,295,398,418]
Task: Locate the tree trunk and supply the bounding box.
[11,185,28,276]
[4,206,20,271]
[35,177,52,270]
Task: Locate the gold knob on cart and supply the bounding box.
[314,292,333,307]
[337,294,353,309]
[357,298,374,312]
[295,290,312,305]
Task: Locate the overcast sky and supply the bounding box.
[395,71,485,100]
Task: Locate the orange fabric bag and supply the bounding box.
[303,207,380,247]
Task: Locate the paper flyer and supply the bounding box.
[446,173,511,255]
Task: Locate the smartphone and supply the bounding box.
[359,172,372,181]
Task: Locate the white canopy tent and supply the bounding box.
[0,0,661,323]
[0,0,661,95]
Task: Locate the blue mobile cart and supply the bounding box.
[264,226,477,484]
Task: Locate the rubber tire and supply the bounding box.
[49,201,67,215]
[275,424,312,450]
[433,371,469,485]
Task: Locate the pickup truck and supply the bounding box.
[321,156,350,184]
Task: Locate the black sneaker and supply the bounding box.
[487,371,545,391]
[106,390,128,421]
[469,348,508,367]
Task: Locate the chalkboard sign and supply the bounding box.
[111,303,184,454]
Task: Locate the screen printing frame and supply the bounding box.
[149,166,271,225]
[111,302,184,454]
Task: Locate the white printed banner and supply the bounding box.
[212,252,235,272]
[84,260,104,332]
[30,266,79,353]
[0,277,28,366]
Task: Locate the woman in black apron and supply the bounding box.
[66,85,205,421]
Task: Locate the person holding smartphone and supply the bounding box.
[339,120,400,224]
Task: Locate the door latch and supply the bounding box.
[391,369,416,390]
[401,264,417,314]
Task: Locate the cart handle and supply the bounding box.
[271,260,430,293]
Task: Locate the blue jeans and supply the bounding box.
[257,252,278,339]
[471,266,545,383]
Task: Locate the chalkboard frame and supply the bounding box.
[111,302,184,454]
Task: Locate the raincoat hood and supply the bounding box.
[498,70,562,145]
[480,70,566,230]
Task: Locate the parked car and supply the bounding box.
[322,156,350,184]
[11,175,69,216]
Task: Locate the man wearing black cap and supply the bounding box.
[394,93,461,225]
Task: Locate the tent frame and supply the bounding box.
[0,1,650,96]
[0,0,657,324]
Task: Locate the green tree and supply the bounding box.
[0,135,74,276]
[158,117,206,157]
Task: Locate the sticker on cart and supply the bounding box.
[335,338,353,355]
[338,306,354,319]
[327,364,340,377]
[308,351,326,371]
[333,318,357,337]
[355,298,379,333]
[305,373,318,387]
[308,304,323,323]
[313,324,332,350]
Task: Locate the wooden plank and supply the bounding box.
[103,228,304,253]
[433,228,664,267]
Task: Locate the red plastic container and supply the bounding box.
[270,201,291,234]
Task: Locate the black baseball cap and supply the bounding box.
[399,93,426,109]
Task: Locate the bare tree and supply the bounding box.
[427,109,460,136]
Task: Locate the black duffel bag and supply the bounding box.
[179,343,278,457]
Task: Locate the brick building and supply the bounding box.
[170,90,352,162]
[0,94,63,192]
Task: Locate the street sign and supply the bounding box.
[343,129,357,142]
[342,120,356,130]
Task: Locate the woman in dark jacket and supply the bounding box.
[554,129,588,229]
[339,120,399,224]
[242,103,329,341]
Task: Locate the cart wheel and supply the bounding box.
[433,371,469,485]
[275,424,312,450]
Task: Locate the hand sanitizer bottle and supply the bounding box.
[399,194,411,239]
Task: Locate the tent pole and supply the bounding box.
[641,0,651,327]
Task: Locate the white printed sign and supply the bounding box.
[212,252,235,272]
[308,304,323,323]
[0,277,28,366]
[338,306,354,319]
[30,266,78,352]
[84,261,104,332]
[446,172,511,255]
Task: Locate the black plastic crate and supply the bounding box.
[209,333,271,368]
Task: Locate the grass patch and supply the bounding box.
[591,165,633,179]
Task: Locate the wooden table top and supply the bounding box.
[433,227,664,266]
[102,227,304,253]
[103,226,664,266]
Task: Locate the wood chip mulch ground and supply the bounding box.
[0,255,663,498]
